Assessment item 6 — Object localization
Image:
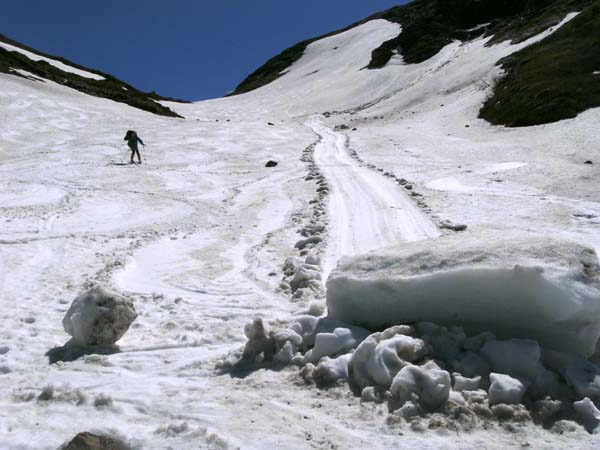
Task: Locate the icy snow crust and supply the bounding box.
[2,13,600,450]
[327,231,600,356]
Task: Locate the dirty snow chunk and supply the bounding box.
[454,351,491,378]
[313,354,352,386]
[289,315,320,347]
[398,401,420,419]
[361,386,381,403]
[272,328,303,363]
[439,220,467,231]
[574,398,600,428]
[349,329,426,391]
[291,315,368,351]
[463,389,488,404]
[62,287,137,346]
[295,236,322,250]
[488,373,527,406]
[542,350,600,400]
[453,373,481,391]
[305,326,368,363]
[242,318,275,361]
[449,390,466,405]
[308,301,326,317]
[481,339,561,399]
[327,231,600,357]
[290,264,321,291]
[390,365,451,411]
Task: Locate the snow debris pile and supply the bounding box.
[218,314,600,432]
[326,232,600,357]
[218,233,600,432]
[62,287,137,346]
[280,255,323,301]
[278,138,329,302]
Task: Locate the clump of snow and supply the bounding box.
[488,373,527,405]
[574,398,600,429]
[327,231,600,357]
[216,316,369,372]
[62,287,137,346]
[312,354,352,387]
[390,364,452,412]
[36,385,87,405]
[281,254,325,300]
[348,326,425,393]
[453,373,481,391]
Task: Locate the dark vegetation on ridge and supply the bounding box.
[231,0,598,127]
[480,2,600,126]
[367,0,591,67]
[0,34,187,118]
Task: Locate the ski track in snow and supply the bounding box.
[309,117,440,277]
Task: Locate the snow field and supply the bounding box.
[2,9,600,450]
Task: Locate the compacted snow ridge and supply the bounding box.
[278,136,329,305]
[2,11,600,450]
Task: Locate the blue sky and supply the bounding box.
[2,1,407,101]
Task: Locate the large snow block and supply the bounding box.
[326,232,600,357]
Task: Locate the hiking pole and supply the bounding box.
[142,144,147,164]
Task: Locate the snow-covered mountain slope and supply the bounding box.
[1,4,600,450]
[0,34,186,118]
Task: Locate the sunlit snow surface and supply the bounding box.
[1,14,600,450]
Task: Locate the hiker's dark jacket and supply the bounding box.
[124,131,144,148]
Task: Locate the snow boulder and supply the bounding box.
[62,287,137,346]
[390,365,452,412]
[488,373,527,406]
[348,326,426,392]
[326,231,600,356]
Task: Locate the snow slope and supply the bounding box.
[1,12,600,450]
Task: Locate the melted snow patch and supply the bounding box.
[0,42,105,80]
[477,162,527,174]
[426,176,475,192]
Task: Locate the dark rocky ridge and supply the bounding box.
[230,0,598,127]
[0,34,187,118]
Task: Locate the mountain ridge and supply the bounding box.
[231,0,599,127]
[0,33,187,118]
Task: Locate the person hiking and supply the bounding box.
[124,130,145,164]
